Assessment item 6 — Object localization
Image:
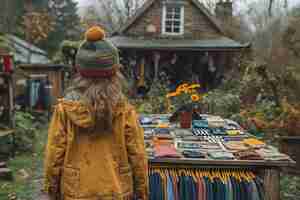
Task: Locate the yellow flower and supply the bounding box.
[166,91,179,98]
[191,94,201,102]
[176,83,189,93]
[188,84,201,90]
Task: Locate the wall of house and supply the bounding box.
[124,0,222,39]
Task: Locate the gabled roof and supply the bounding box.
[116,0,224,35]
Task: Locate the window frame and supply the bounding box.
[162,4,184,35]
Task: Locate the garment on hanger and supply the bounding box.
[26,79,51,110]
[149,168,265,200]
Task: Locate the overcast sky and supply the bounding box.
[74,0,299,12]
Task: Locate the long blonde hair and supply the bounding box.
[67,72,126,132]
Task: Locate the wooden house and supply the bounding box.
[109,0,250,94]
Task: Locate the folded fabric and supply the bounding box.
[146,148,155,158]
[192,120,209,128]
[140,117,152,124]
[224,119,242,130]
[226,130,243,136]
[255,146,290,161]
[153,138,174,146]
[243,138,265,148]
[223,136,250,142]
[144,129,154,137]
[182,150,206,158]
[179,136,203,141]
[176,141,202,149]
[192,128,211,136]
[207,116,226,128]
[208,151,235,160]
[210,127,227,135]
[153,128,171,135]
[200,143,222,150]
[156,123,170,128]
[154,145,182,158]
[174,129,194,137]
[224,141,249,151]
[234,150,263,160]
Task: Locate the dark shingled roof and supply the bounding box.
[108,36,250,51]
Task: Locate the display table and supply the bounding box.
[141,114,296,200]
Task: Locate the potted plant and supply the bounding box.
[166,83,203,128]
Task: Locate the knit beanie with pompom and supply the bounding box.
[76,26,120,78]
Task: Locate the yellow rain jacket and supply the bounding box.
[44,99,148,200]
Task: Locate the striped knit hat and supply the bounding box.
[76,26,120,78]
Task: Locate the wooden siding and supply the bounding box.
[124,0,221,39]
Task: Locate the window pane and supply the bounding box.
[174,21,180,26]
[174,7,181,13]
[174,27,180,33]
[166,21,173,26]
[166,7,173,13]
[166,27,172,32]
[164,6,183,34]
[174,13,181,19]
[166,13,173,19]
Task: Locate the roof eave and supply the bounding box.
[115,46,249,51]
[18,64,70,71]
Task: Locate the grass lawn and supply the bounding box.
[0,126,47,200]
[281,174,300,200]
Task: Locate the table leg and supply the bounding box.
[264,168,280,200]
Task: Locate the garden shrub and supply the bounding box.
[14,112,38,152]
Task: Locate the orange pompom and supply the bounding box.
[85,26,105,41]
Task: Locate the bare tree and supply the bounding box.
[81,0,145,33]
[199,0,218,13]
[0,0,24,33]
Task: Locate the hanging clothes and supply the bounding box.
[30,80,40,108]
[149,168,265,200]
[25,78,51,110]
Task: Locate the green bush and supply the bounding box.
[132,82,170,114]
[14,112,38,152]
[202,89,241,118]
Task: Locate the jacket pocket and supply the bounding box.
[62,167,80,197]
[119,166,133,194]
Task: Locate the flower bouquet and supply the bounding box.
[166,83,204,128]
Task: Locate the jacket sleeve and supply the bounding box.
[43,104,67,197]
[125,106,149,200]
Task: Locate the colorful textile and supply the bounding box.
[224,141,249,152]
[256,146,290,161]
[208,151,235,160]
[243,138,265,148]
[149,169,264,200]
[154,144,182,158]
[76,27,120,78]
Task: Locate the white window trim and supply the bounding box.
[162,4,184,35]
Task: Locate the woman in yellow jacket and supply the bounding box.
[43,27,148,200]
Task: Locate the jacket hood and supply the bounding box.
[58,99,127,129]
[58,100,96,128]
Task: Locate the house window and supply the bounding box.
[162,5,184,35]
